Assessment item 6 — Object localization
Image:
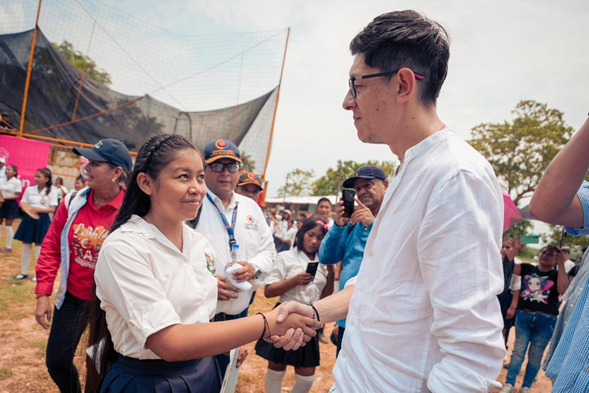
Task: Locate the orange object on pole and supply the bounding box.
[262,27,290,177]
[18,0,43,138]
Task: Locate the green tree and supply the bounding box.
[312,160,395,195]
[240,152,256,173]
[470,100,573,207]
[542,225,589,250]
[52,40,112,86]
[277,169,315,197]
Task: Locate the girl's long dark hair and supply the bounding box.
[293,216,328,251]
[84,134,197,392]
[37,168,52,196]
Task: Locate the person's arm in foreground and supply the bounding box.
[269,282,355,350]
[555,250,571,295]
[530,118,589,227]
[318,200,349,265]
[418,171,506,392]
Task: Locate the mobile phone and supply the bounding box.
[342,189,355,218]
[306,262,319,278]
[520,235,540,244]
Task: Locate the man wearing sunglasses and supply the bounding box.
[194,139,276,378]
[272,10,506,392]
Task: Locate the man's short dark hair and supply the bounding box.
[350,10,450,106]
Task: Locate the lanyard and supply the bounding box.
[206,193,239,250]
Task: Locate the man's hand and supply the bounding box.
[555,249,566,267]
[35,296,52,330]
[506,306,516,320]
[231,262,256,283]
[350,198,374,228]
[267,302,318,350]
[291,272,314,286]
[217,275,239,301]
[334,200,351,227]
[236,346,248,368]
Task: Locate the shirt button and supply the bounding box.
[341,351,346,358]
[200,299,206,305]
[350,319,356,326]
[359,286,364,292]
[129,321,135,327]
[142,307,148,315]
[367,251,372,257]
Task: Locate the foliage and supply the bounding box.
[277,168,315,197]
[504,219,533,238]
[240,151,256,173]
[542,225,589,250]
[312,160,396,195]
[52,40,112,86]
[470,100,573,206]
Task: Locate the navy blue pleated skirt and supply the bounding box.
[0,199,20,219]
[14,213,51,244]
[98,354,222,393]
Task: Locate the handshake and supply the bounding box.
[263,302,323,351]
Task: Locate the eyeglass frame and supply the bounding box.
[206,162,241,173]
[348,69,425,99]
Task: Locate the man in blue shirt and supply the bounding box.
[528,118,589,392]
[318,165,388,355]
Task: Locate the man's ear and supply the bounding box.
[396,68,418,105]
[137,172,153,195]
[383,180,390,190]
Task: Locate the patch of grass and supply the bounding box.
[0,280,33,313]
[0,368,13,380]
[32,339,47,353]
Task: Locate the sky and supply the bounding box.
[84,0,589,199]
[3,0,589,219]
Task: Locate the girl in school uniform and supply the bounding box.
[14,168,58,280]
[86,134,320,393]
[0,164,22,252]
[255,217,334,393]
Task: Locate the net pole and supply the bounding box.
[261,27,290,202]
[18,0,43,138]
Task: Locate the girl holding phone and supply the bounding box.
[256,217,334,393]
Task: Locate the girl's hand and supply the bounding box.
[292,272,314,286]
[236,346,248,368]
[265,306,321,342]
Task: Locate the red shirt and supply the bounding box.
[35,188,125,300]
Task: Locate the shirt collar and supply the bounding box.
[123,215,190,255]
[402,128,455,166]
[296,248,313,263]
[207,190,238,211]
[88,188,125,211]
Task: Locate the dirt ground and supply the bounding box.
[0,219,552,392]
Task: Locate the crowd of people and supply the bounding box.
[0,8,588,393]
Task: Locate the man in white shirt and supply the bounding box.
[0,157,6,187]
[272,10,505,392]
[560,247,575,273]
[193,139,276,378]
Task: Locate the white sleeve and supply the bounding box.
[14,178,22,193]
[418,170,505,392]
[95,237,182,349]
[344,276,357,288]
[48,188,58,206]
[21,187,31,204]
[265,253,289,285]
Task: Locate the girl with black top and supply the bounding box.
[502,245,570,392]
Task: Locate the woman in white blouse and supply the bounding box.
[14,168,58,280]
[87,134,320,393]
[0,164,22,252]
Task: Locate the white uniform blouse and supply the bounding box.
[0,176,22,198]
[21,185,58,209]
[265,248,328,305]
[95,215,218,360]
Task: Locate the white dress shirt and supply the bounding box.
[266,248,328,304]
[196,191,276,315]
[333,129,506,392]
[95,215,218,359]
[0,176,22,198]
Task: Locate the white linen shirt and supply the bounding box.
[0,176,22,198]
[333,129,506,393]
[95,215,218,360]
[21,185,58,209]
[266,248,328,304]
[196,191,276,315]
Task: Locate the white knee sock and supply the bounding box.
[33,245,41,274]
[5,226,14,249]
[292,373,315,393]
[21,243,32,275]
[265,368,286,393]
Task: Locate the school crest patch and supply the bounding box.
[205,252,216,277]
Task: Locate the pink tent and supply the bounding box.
[503,190,522,233]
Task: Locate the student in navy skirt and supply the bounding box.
[255,218,334,393]
[0,164,22,252]
[14,168,58,280]
[86,135,321,393]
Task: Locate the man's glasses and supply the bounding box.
[348,70,425,98]
[207,162,241,173]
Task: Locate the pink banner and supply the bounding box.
[0,135,51,194]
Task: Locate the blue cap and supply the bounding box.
[342,165,387,188]
[238,172,263,189]
[73,139,132,173]
[204,139,241,164]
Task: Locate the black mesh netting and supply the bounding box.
[0,28,279,173]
